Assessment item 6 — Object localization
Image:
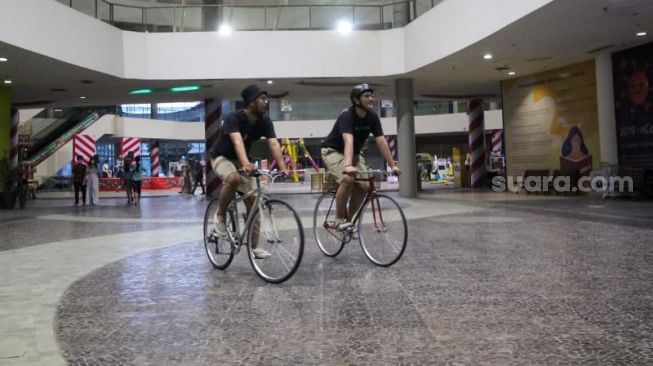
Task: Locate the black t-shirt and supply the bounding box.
[210,110,276,160]
[321,106,384,154]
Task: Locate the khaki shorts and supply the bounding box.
[321,148,367,183]
[211,156,256,194]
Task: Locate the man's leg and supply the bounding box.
[335,175,354,220]
[348,181,368,219]
[81,184,87,205]
[74,183,79,205]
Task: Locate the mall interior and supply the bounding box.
[1,0,653,365]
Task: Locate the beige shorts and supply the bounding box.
[321,148,367,183]
[211,156,256,194]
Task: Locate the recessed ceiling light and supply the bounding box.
[636,31,647,37]
[336,20,353,34]
[3,80,12,84]
[218,24,232,36]
[0,57,7,62]
[483,53,493,60]
[80,96,86,99]
[266,80,273,85]
[508,71,516,76]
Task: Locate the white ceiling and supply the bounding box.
[1,0,652,108]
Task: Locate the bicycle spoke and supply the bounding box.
[358,194,407,267]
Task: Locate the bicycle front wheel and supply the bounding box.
[247,199,304,283]
[313,192,346,257]
[358,194,407,266]
[203,198,235,270]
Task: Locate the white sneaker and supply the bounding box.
[336,219,352,231]
[252,247,272,259]
[206,219,227,242]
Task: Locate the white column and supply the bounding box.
[396,78,417,198]
[595,52,619,166]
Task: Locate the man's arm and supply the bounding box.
[342,133,357,173]
[229,132,255,172]
[267,137,288,173]
[375,136,401,173]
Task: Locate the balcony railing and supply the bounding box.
[57,0,443,33]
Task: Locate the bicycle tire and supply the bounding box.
[313,192,346,257]
[246,199,304,283]
[203,198,235,270]
[358,194,407,267]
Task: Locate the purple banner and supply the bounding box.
[613,41,653,168]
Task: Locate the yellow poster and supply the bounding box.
[502,60,601,177]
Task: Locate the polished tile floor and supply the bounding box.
[1,187,652,365]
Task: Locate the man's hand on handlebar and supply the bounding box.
[344,165,358,175]
[391,166,401,176]
[242,162,257,175]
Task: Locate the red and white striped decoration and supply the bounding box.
[9,108,19,168]
[467,99,486,188]
[491,130,503,155]
[204,98,222,197]
[385,135,397,161]
[150,140,160,177]
[119,137,141,158]
[72,134,96,164]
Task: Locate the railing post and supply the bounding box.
[308,6,312,30]
[110,3,113,23]
[264,6,267,31]
[142,8,146,32]
[380,6,383,29]
[95,0,98,18]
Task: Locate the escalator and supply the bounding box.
[26,106,115,165]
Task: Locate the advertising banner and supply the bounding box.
[502,60,601,177]
[613,41,653,168]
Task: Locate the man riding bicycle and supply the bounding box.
[207,84,289,259]
[321,83,401,231]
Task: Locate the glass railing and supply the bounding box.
[56,0,443,33]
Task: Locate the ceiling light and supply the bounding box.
[171,85,200,92]
[336,20,353,34]
[267,80,273,85]
[218,24,232,36]
[0,57,7,62]
[483,53,493,60]
[80,96,86,99]
[636,31,647,37]
[129,88,153,95]
[3,80,12,84]
[508,71,516,76]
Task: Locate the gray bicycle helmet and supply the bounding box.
[349,83,374,104]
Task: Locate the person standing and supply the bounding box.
[72,155,87,205]
[191,159,205,195]
[131,156,144,205]
[85,154,101,205]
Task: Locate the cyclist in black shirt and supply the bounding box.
[207,84,289,259]
[321,83,401,231]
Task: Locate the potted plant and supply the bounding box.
[0,156,19,209]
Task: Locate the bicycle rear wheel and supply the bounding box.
[247,199,304,283]
[313,192,346,257]
[358,194,407,266]
[203,198,235,270]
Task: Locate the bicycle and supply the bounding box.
[313,170,407,266]
[203,171,304,283]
